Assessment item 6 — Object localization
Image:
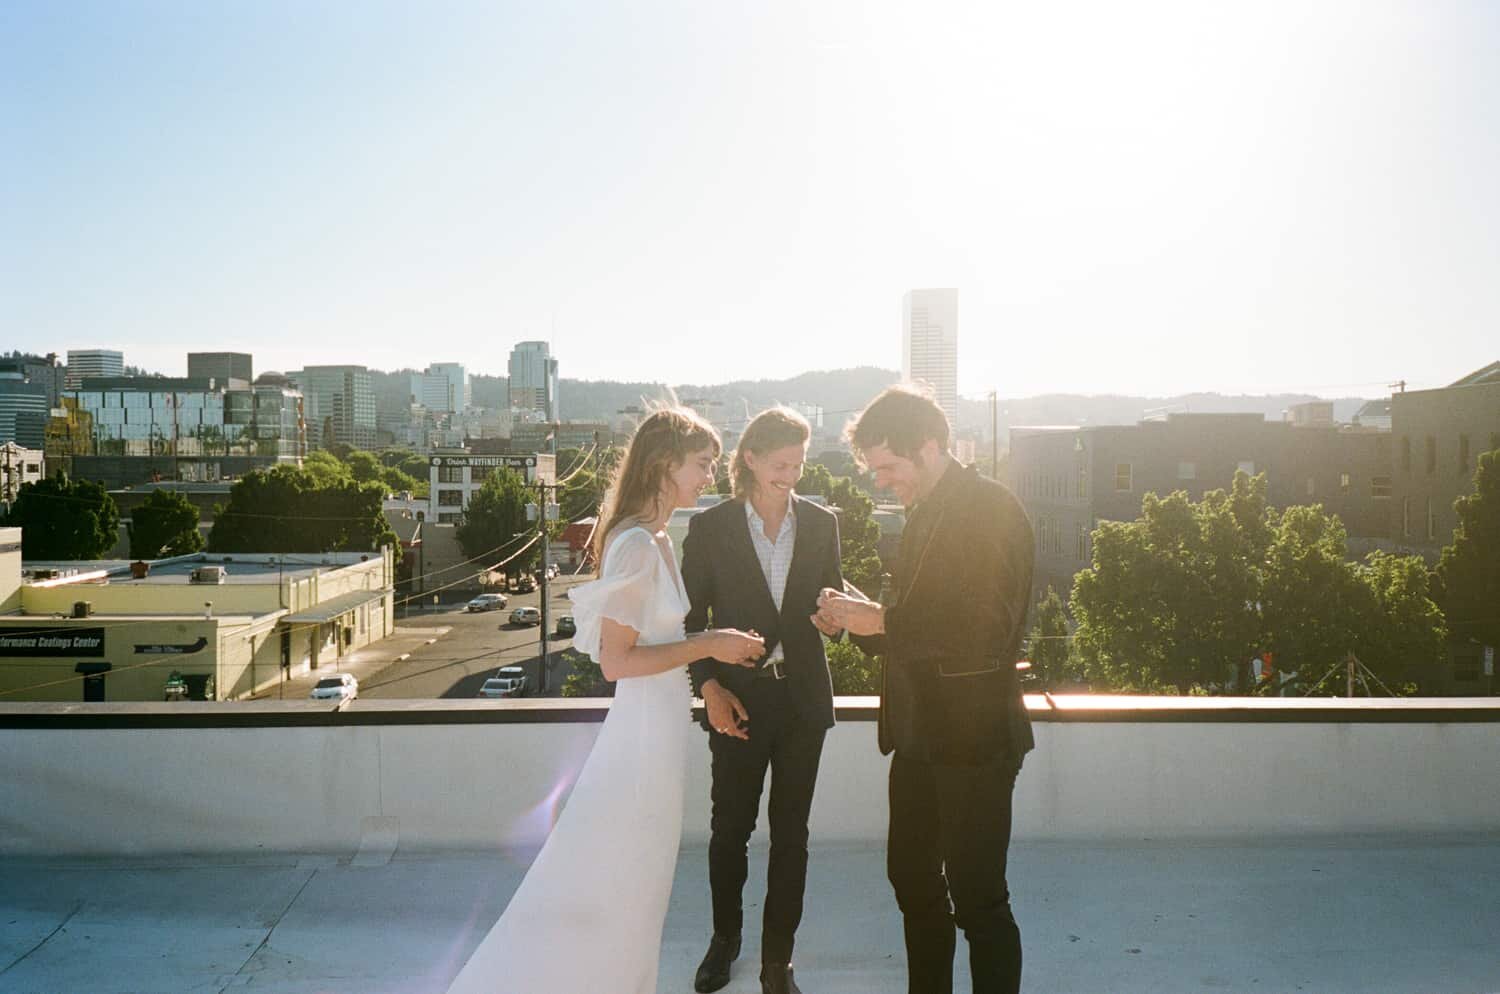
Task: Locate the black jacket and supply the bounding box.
[856,463,1035,766]
[683,495,843,731]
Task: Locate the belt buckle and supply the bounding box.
[761,660,786,680]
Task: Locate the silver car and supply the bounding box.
[309,674,358,702]
[466,593,508,612]
[479,667,528,698]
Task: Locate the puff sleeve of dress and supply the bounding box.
[568,528,659,662]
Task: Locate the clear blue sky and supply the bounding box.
[4,1,1498,398]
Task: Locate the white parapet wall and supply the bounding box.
[2,696,1498,856]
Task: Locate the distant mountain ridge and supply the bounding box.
[370,365,1376,438]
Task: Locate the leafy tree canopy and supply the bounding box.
[454,467,536,570]
[128,489,205,559]
[1025,586,1077,688]
[1436,447,1500,654]
[207,464,399,560]
[1072,471,1447,695]
[2,471,120,560]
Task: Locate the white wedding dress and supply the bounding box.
[446,526,693,994]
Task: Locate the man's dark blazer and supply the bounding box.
[683,494,843,732]
[854,463,1035,767]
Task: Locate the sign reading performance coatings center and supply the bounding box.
[0,627,106,657]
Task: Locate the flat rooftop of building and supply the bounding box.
[21,553,379,586]
[2,836,1497,994]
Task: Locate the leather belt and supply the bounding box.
[754,660,787,680]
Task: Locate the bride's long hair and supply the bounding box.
[594,405,721,571]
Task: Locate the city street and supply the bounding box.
[360,576,589,700]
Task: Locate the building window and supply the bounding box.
[1340,472,1351,496]
[1459,434,1470,473]
[1076,465,1086,499]
[1370,476,1392,499]
[1425,436,1436,475]
[437,489,464,507]
[1400,436,1411,473]
[1177,462,1196,481]
[1426,498,1435,540]
[1077,523,1088,561]
[438,511,462,524]
[437,465,464,484]
[1114,463,1132,491]
[1402,497,1411,539]
[1305,477,1315,497]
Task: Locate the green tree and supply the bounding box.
[302,449,351,487]
[1353,551,1447,689]
[826,637,881,695]
[455,467,536,568]
[796,462,836,498]
[1436,447,1500,655]
[207,465,399,558]
[344,450,383,483]
[2,471,120,560]
[381,466,423,496]
[1025,586,1075,688]
[1258,505,1369,688]
[827,476,883,595]
[560,647,615,697]
[1072,474,1269,693]
[128,489,205,559]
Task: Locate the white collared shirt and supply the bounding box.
[745,493,796,664]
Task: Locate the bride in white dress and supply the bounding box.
[446,407,765,994]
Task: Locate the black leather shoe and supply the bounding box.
[693,933,741,993]
[761,961,802,994]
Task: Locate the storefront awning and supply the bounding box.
[280,589,390,625]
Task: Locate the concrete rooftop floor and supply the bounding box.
[3,836,1498,994]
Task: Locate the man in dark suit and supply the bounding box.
[683,406,844,994]
[817,386,1035,994]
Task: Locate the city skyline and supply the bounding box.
[5,3,1500,398]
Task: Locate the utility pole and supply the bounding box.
[988,391,998,477]
[538,479,551,694]
[534,423,560,693]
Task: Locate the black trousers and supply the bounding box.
[887,752,1022,994]
[707,679,827,964]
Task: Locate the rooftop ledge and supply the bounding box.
[5,693,1500,728]
[3,696,1499,992]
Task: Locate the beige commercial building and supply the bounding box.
[0,528,394,702]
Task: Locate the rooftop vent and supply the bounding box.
[190,566,227,584]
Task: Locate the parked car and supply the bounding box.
[478,666,529,699]
[509,606,542,627]
[555,615,576,638]
[514,574,536,594]
[465,593,508,612]
[309,673,358,702]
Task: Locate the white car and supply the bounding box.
[309,674,358,702]
[479,667,529,699]
[466,593,508,612]
[509,606,542,627]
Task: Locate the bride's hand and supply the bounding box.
[707,628,765,666]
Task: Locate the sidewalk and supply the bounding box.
[248,622,451,701]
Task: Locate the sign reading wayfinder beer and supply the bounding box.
[0,627,107,657]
